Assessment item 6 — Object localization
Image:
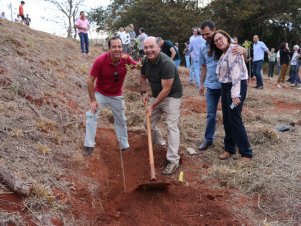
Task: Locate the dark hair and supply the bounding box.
[21,1,25,4]
[279,42,286,50]
[139,27,145,33]
[200,20,215,30]
[108,36,122,48]
[80,11,84,14]
[209,30,232,60]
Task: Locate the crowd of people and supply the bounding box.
[184,30,301,90]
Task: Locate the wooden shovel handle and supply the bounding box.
[145,102,156,181]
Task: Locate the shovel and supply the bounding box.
[136,101,170,191]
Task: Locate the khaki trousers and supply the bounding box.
[146,97,182,164]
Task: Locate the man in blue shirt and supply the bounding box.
[252,35,271,89]
[189,29,206,88]
[198,21,246,154]
[198,21,221,151]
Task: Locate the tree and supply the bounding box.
[44,0,85,39]
[90,0,202,44]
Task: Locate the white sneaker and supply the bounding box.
[297,86,301,90]
[162,162,179,175]
[277,84,282,88]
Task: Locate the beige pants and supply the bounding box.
[146,97,182,164]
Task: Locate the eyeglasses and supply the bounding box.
[214,35,225,44]
[114,71,119,82]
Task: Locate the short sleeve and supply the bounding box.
[141,60,146,76]
[199,46,206,65]
[161,61,176,80]
[261,42,268,51]
[90,58,101,78]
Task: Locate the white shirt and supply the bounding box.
[119,31,130,45]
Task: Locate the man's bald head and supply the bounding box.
[144,36,161,62]
[144,36,158,46]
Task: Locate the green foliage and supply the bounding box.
[89,0,202,45]
[89,0,301,50]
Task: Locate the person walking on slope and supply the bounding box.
[83,37,138,157]
[75,11,90,54]
[19,1,25,21]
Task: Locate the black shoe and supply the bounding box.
[253,85,263,89]
[83,146,94,157]
[121,147,129,152]
[198,142,213,151]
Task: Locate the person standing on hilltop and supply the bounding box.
[83,36,139,157]
[75,11,90,54]
[19,1,25,21]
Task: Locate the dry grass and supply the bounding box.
[123,68,301,224]
[1,19,301,225]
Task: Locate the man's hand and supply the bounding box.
[90,100,98,113]
[232,97,241,106]
[232,45,246,56]
[141,92,149,104]
[199,84,205,96]
[146,104,154,116]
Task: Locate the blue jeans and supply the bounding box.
[290,65,298,84]
[268,61,275,77]
[185,56,190,68]
[79,32,89,53]
[204,88,221,143]
[192,59,201,88]
[253,60,264,86]
[174,59,181,69]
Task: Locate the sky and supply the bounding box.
[0,0,111,37]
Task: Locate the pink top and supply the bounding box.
[216,44,248,98]
[90,52,137,96]
[75,17,89,33]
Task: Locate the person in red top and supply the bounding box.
[19,1,25,21]
[83,36,138,156]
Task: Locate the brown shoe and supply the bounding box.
[218,152,231,160]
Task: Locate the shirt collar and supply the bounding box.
[148,52,161,65]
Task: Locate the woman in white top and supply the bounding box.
[209,30,252,161]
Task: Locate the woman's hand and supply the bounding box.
[232,97,241,106]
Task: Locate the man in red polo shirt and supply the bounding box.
[83,36,138,156]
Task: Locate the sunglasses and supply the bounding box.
[114,71,119,82]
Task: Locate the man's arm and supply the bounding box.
[140,74,148,94]
[232,46,247,60]
[265,49,272,57]
[87,76,98,113]
[146,78,173,115]
[169,47,176,60]
[199,64,207,95]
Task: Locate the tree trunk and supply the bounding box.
[0,165,33,197]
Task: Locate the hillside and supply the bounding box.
[1,19,301,226]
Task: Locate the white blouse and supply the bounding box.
[216,44,248,98]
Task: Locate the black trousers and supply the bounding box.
[221,80,252,158]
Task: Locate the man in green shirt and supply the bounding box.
[140,36,183,175]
